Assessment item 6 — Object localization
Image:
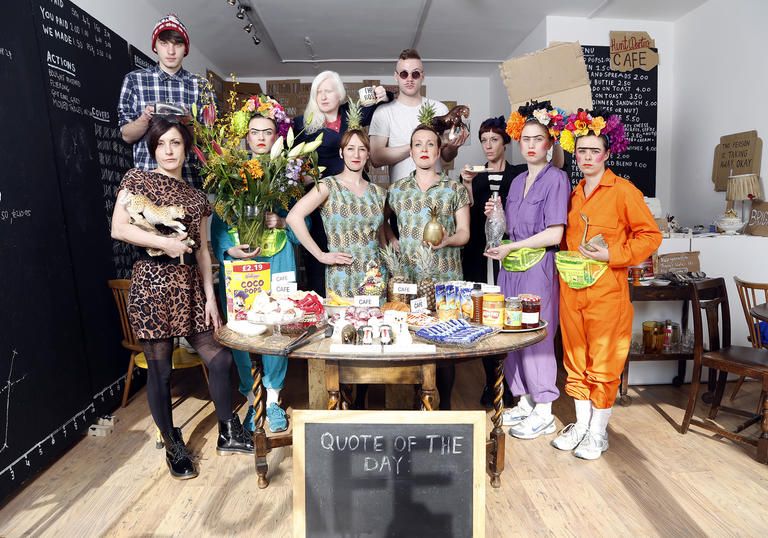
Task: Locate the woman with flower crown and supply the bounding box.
[550,109,661,460]
[481,102,571,440]
[210,94,305,434]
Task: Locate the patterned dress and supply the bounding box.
[120,168,212,340]
[388,172,470,281]
[320,177,387,296]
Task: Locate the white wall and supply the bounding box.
[238,74,490,178]
[545,16,675,215]
[71,0,224,76]
[671,0,768,227]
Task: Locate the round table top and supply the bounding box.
[750,303,768,323]
[215,325,547,363]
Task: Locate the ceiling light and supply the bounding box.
[252,35,261,45]
[227,0,236,6]
[243,23,253,33]
[236,6,245,19]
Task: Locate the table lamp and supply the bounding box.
[726,173,762,222]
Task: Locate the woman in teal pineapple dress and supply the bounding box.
[287,129,387,298]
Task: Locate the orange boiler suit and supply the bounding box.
[559,169,662,409]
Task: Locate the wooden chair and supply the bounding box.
[681,278,768,464]
[108,279,209,408]
[732,277,768,400]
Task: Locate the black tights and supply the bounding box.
[141,330,233,432]
[437,364,455,410]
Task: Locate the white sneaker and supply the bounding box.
[551,423,587,451]
[501,404,533,426]
[508,412,556,439]
[573,430,609,460]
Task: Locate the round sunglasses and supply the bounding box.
[397,70,422,80]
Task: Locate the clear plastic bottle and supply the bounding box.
[471,283,484,323]
[485,191,505,251]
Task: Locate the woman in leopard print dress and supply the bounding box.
[111,118,252,480]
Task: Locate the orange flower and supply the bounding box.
[588,116,606,135]
[506,111,525,141]
[239,159,264,181]
[573,120,589,136]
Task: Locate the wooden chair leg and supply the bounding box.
[121,352,137,408]
[199,363,210,386]
[708,370,728,420]
[758,383,768,464]
[730,375,746,402]
[681,361,702,433]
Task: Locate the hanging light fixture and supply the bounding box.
[252,34,261,45]
[227,0,236,6]
[243,22,253,33]
[236,6,246,19]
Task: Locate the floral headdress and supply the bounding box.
[505,100,567,141]
[558,108,628,154]
[230,94,292,139]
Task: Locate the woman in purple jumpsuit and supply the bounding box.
[485,101,570,440]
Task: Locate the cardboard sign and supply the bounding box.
[609,31,659,72]
[293,410,486,538]
[272,271,296,285]
[653,251,701,275]
[711,130,763,191]
[500,41,593,112]
[410,297,428,312]
[746,201,768,236]
[272,282,298,296]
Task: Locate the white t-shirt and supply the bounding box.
[369,97,449,183]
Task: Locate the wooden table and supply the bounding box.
[215,326,546,489]
[750,303,768,323]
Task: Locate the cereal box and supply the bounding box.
[223,261,271,318]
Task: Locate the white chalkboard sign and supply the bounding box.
[293,410,486,537]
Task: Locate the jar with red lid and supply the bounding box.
[519,294,541,329]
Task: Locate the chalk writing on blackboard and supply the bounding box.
[0,350,29,455]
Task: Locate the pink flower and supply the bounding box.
[212,141,223,155]
[202,104,216,127]
[193,146,207,165]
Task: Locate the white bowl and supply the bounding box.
[716,218,745,234]
[323,301,349,318]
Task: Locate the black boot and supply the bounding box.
[161,428,198,480]
[217,414,255,455]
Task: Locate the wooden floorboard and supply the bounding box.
[1,358,767,537]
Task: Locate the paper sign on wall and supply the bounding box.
[711,130,763,191]
[500,42,593,112]
[609,31,659,72]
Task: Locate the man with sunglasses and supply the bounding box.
[370,49,469,183]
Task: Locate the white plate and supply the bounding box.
[647,279,671,286]
[470,167,494,173]
[500,319,548,333]
[227,320,267,336]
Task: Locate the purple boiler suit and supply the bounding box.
[498,163,570,403]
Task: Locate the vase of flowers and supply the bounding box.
[192,86,324,250]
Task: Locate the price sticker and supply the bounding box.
[411,297,428,312]
[272,282,298,296]
[272,271,296,285]
[394,283,417,295]
[354,295,377,307]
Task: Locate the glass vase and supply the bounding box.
[237,205,265,249]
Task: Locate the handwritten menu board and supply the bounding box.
[293,411,486,538]
[568,45,658,196]
[30,0,130,434]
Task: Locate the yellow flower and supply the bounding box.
[573,120,589,136]
[560,130,575,153]
[239,159,264,182]
[588,116,606,136]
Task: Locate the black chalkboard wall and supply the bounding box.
[0,0,144,500]
[567,45,659,196]
[304,423,475,537]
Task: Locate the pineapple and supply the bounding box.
[412,245,438,312]
[380,244,409,303]
[417,101,436,127]
[347,99,364,131]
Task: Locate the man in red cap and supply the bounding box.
[118,14,215,185]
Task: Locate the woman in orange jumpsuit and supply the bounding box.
[553,110,662,460]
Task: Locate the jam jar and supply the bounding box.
[504,297,522,330]
[519,294,541,329]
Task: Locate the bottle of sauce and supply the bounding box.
[520,294,541,329]
[471,283,484,323]
[504,297,522,330]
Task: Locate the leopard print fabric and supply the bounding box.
[120,169,213,339]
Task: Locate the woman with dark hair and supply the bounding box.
[552,109,661,460]
[383,125,470,410]
[111,118,253,480]
[482,101,571,440]
[210,95,302,434]
[293,71,391,296]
